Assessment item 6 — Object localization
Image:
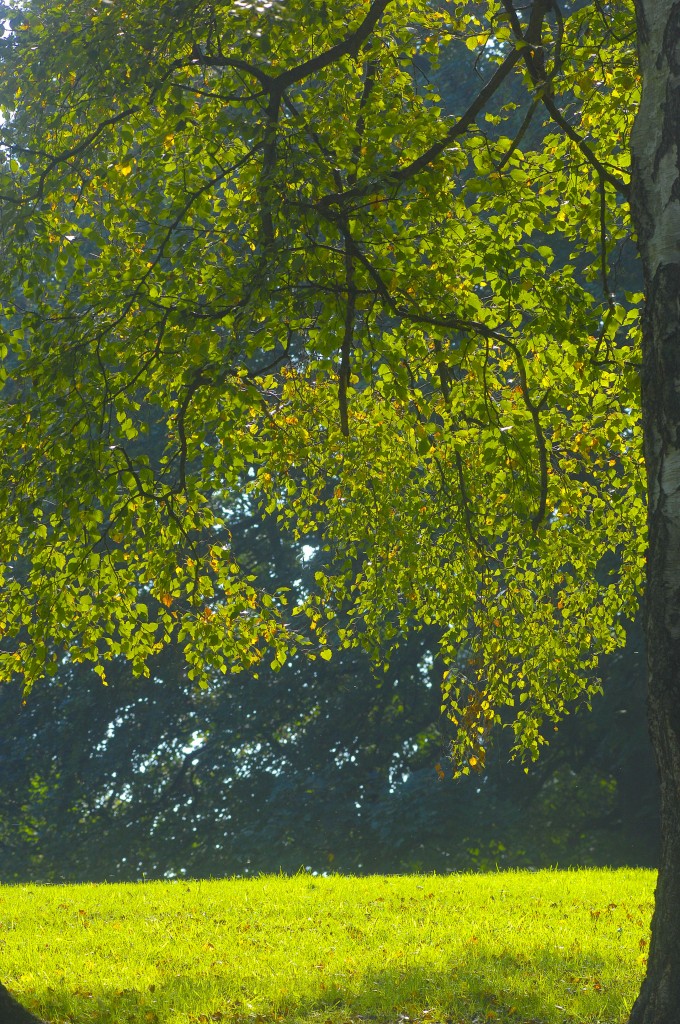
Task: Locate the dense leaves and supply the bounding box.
[0,507,658,881]
[0,0,643,767]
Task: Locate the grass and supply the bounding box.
[0,870,654,1024]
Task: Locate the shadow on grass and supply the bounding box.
[25,951,627,1024]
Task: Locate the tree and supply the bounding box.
[627,3,680,1021]
[0,0,666,1020]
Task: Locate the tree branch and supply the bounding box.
[501,0,630,199]
[339,220,357,437]
[318,44,525,212]
[192,0,391,92]
[275,0,392,89]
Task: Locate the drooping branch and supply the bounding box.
[190,49,274,89]
[258,91,281,248]
[349,60,378,186]
[503,336,550,532]
[318,44,525,213]
[594,171,618,360]
[12,106,140,202]
[389,46,525,184]
[339,222,357,438]
[275,0,392,89]
[192,0,392,92]
[496,96,539,172]
[501,0,630,199]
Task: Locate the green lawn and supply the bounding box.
[0,870,654,1024]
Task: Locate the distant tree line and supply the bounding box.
[0,502,658,882]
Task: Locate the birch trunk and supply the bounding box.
[630,1,680,1021]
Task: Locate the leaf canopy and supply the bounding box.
[0,0,643,766]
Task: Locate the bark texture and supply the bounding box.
[0,983,45,1024]
[630,2,680,1022]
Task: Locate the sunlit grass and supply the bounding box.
[1,870,653,1024]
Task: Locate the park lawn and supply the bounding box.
[0,870,654,1024]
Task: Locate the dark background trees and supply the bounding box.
[0,502,659,881]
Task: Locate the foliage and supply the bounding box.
[0,0,644,765]
[0,517,658,880]
[1,871,654,1024]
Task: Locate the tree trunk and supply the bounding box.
[630,2,680,1022]
[0,983,45,1024]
